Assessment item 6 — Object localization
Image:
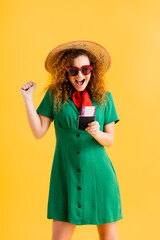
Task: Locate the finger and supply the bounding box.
[88,121,96,126]
[23,84,28,90]
[88,128,98,132]
[88,129,98,134]
[89,122,99,127]
[87,126,99,131]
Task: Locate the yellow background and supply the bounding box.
[1,0,160,239]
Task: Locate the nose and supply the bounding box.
[77,70,84,77]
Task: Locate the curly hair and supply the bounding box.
[42,48,109,113]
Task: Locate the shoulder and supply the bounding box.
[104,91,112,103]
[46,88,55,98]
[46,88,54,96]
[43,88,55,104]
[105,90,111,96]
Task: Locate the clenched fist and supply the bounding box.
[20,81,36,100]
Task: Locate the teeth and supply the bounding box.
[76,79,85,82]
[75,79,85,86]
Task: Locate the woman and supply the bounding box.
[20,40,123,240]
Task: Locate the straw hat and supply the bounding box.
[44,40,111,74]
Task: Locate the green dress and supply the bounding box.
[36,89,123,225]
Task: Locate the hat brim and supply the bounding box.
[45,40,111,73]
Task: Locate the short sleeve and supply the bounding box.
[104,91,120,124]
[36,89,54,121]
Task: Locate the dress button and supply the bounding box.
[78,204,81,208]
[77,118,79,120]
[77,169,81,172]
[78,187,81,190]
[76,134,80,137]
[77,152,80,154]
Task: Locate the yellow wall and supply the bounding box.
[1,0,160,239]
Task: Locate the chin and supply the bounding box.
[75,85,86,91]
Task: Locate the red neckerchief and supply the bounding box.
[72,88,93,112]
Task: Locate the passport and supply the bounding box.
[77,106,96,130]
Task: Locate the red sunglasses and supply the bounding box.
[66,65,93,76]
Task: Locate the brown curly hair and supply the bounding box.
[42,48,109,113]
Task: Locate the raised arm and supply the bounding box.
[20,81,52,139]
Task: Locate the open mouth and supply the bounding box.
[75,79,85,86]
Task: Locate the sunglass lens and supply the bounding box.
[68,68,78,76]
[82,66,91,75]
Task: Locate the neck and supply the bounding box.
[74,87,87,93]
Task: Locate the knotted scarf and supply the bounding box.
[72,89,93,113]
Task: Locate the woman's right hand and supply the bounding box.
[20,81,36,100]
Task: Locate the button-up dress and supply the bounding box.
[36,89,123,225]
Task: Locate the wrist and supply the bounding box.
[23,95,33,103]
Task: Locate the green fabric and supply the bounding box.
[36,89,123,225]
[36,90,54,121]
[104,92,120,125]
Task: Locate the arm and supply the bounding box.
[85,121,115,147]
[93,121,115,147]
[24,97,52,139]
[20,81,53,139]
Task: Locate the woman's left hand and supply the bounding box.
[85,121,100,136]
